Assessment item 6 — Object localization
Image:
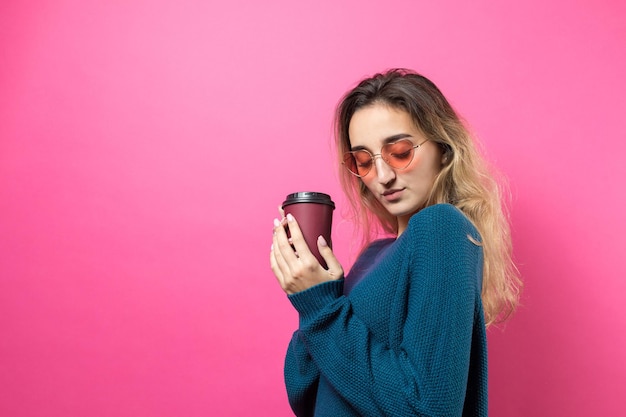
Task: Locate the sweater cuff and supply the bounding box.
[288,279,344,327]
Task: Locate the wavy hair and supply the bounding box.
[334,68,521,325]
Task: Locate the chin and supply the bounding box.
[387,206,419,218]
[388,202,426,218]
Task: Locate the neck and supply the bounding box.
[397,217,409,237]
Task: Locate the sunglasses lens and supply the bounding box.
[383,140,415,169]
[343,140,419,176]
[343,151,372,176]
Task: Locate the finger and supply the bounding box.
[278,205,285,218]
[270,242,284,283]
[284,213,314,260]
[274,217,299,266]
[270,221,285,282]
[272,225,295,290]
[317,235,344,278]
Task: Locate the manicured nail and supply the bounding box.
[318,235,328,247]
[287,213,295,222]
[273,218,280,227]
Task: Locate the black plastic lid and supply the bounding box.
[282,191,335,209]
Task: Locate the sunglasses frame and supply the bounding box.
[342,138,429,178]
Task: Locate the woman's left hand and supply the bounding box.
[270,213,344,295]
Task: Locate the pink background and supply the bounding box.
[1,1,625,416]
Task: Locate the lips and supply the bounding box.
[382,188,404,201]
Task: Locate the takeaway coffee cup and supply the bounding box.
[282,192,335,269]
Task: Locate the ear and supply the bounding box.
[439,143,452,165]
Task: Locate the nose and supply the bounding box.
[373,155,396,185]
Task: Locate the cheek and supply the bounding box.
[407,152,442,176]
[359,175,379,197]
[360,175,376,190]
[398,157,442,189]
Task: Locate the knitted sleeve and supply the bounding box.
[286,204,483,416]
[283,238,392,416]
[284,281,344,417]
[284,331,320,417]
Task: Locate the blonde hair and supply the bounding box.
[335,69,521,325]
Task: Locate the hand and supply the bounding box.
[270,212,344,295]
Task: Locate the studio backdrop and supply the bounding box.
[1,1,624,416]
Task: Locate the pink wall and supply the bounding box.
[1,1,624,415]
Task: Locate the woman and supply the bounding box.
[270,68,521,416]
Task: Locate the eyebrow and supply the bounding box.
[350,133,413,151]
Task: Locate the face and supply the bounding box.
[347,103,444,234]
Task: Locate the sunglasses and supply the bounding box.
[342,138,429,177]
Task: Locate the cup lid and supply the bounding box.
[282,191,335,209]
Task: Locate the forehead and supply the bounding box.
[348,104,418,146]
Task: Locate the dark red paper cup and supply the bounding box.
[282,192,335,269]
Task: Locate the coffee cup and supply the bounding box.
[282,192,335,269]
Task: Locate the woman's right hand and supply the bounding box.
[270,212,343,295]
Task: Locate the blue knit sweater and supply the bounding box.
[284,204,488,416]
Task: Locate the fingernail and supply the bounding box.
[318,235,328,246]
[273,218,280,227]
[287,213,294,222]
